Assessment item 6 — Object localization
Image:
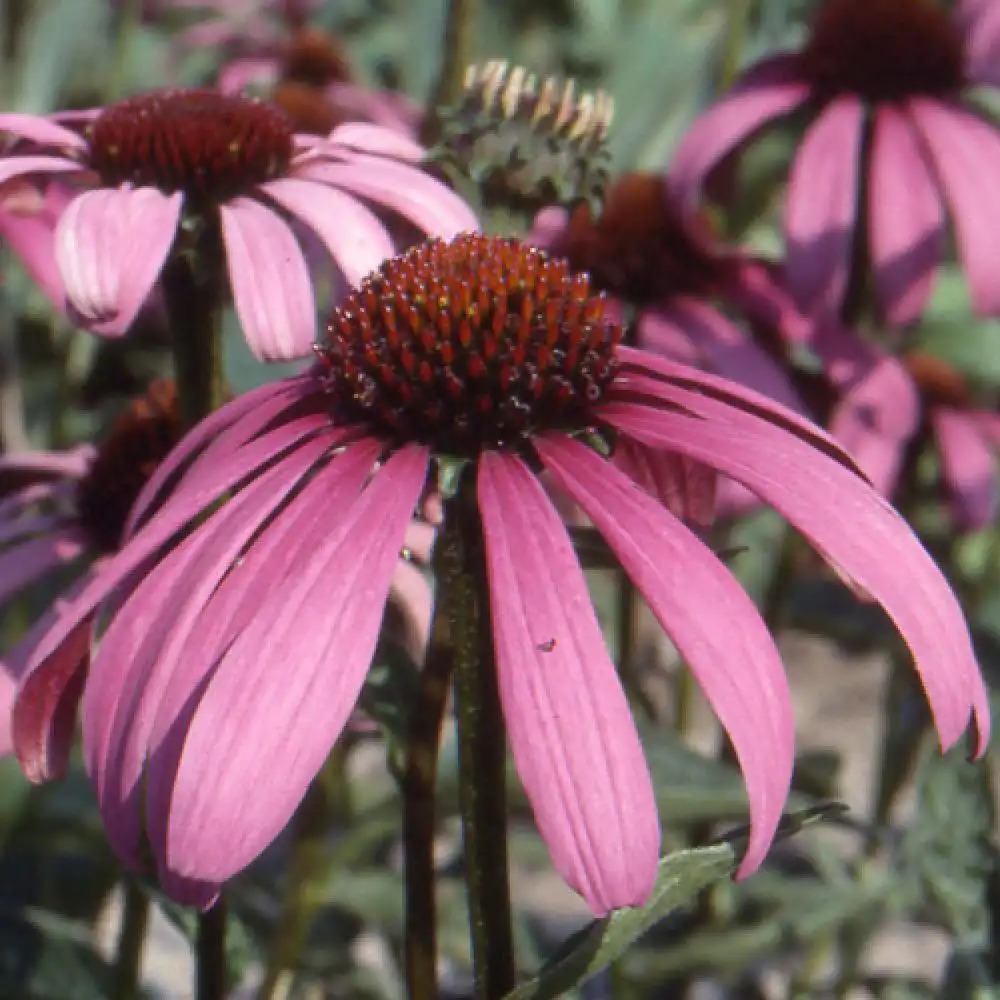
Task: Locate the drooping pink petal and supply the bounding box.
[784,97,864,318]
[0,445,94,480]
[0,157,86,187]
[56,186,182,337]
[258,177,394,287]
[612,437,717,530]
[159,444,427,894]
[668,54,811,210]
[0,114,89,151]
[961,0,1000,86]
[13,413,335,750]
[722,259,812,345]
[323,84,423,138]
[907,97,1000,316]
[868,105,945,326]
[599,357,989,754]
[322,122,425,162]
[639,297,807,413]
[220,197,316,360]
[477,450,659,914]
[813,328,920,497]
[85,434,351,868]
[125,375,317,536]
[217,56,279,94]
[293,157,480,237]
[0,529,86,604]
[933,407,998,531]
[535,436,794,878]
[0,512,74,546]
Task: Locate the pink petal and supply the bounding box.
[159,445,428,893]
[721,259,813,345]
[868,106,945,326]
[125,375,316,537]
[293,156,480,237]
[961,0,1000,86]
[613,437,717,530]
[0,529,86,604]
[220,197,316,360]
[668,54,811,210]
[0,445,93,480]
[639,297,807,413]
[323,84,423,138]
[535,436,794,878]
[388,558,433,663]
[322,122,425,162]
[84,434,353,869]
[784,97,864,318]
[0,156,86,187]
[217,56,279,94]
[934,407,998,531]
[0,115,88,151]
[477,451,659,914]
[258,177,394,287]
[56,186,182,337]
[600,357,989,755]
[0,512,74,546]
[907,97,1000,316]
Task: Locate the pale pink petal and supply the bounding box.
[961,0,1000,86]
[0,529,86,604]
[160,445,428,893]
[535,436,794,878]
[258,177,394,287]
[784,97,864,318]
[908,97,1000,315]
[0,157,85,187]
[293,157,480,237]
[600,358,989,754]
[478,451,659,914]
[668,55,811,210]
[220,197,316,360]
[0,206,65,309]
[526,206,570,253]
[0,116,88,151]
[323,122,425,162]
[0,445,93,480]
[217,56,279,94]
[934,407,998,530]
[869,106,945,326]
[388,559,433,663]
[323,84,423,138]
[613,437,717,530]
[56,187,182,337]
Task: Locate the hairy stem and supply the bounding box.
[111,880,150,1000]
[196,896,228,1000]
[421,0,477,144]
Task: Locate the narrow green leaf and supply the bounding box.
[502,843,736,1000]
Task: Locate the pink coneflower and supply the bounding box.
[11,235,988,915]
[670,0,1000,325]
[0,89,476,359]
[0,381,184,756]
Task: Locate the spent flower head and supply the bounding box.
[11,235,988,914]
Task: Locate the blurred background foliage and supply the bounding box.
[1,0,998,998]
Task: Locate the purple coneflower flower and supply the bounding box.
[0,89,476,359]
[670,0,1000,324]
[11,235,988,915]
[0,381,184,756]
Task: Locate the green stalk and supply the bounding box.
[421,0,477,145]
[448,465,516,999]
[196,896,228,1000]
[111,880,150,1000]
[161,216,227,431]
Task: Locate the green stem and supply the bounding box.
[111,880,150,1000]
[448,466,516,999]
[196,896,228,1000]
[616,573,658,723]
[257,749,353,1000]
[403,591,460,1000]
[161,217,227,431]
[717,0,751,92]
[421,0,477,145]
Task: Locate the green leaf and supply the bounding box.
[502,843,736,1000]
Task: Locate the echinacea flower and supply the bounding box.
[12,235,988,915]
[0,381,184,756]
[670,0,1000,324]
[0,89,477,359]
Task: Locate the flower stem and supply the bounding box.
[422,0,477,144]
[448,465,516,999]
[111,880,150,1000]
[402,607,459,1000]
[196,896,228,1000]
[161,218,227,431]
